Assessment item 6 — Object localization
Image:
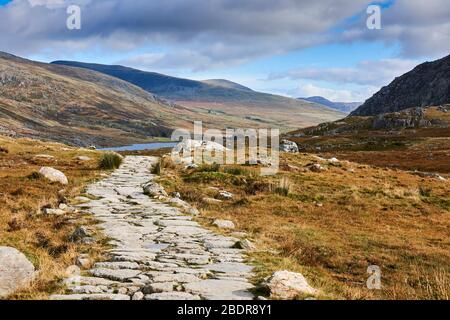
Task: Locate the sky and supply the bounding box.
[0,0,449,102]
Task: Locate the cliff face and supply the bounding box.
[352,54,450,116]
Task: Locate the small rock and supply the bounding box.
[308,163,326,173]
[280,140,299,153]
[203,197,223,205]
[213,219,235,230]
[142,282,175,294]
[328,157,339,163]
[266,270,317,299]
[235,239,256,251]
[143,182,168,198]
[0,247,36,298]
[132,291,144,300]
[65,265,81,277]
[218,191,233,200]
[69,226,92,243]
[44,208,66,216]
[74,196,91,203]
[39,167,68,185]
[76,256,91,269]
[187,207,200,216]
[34,154,55,160]
[171,192,181,199]
[76,156,91,161]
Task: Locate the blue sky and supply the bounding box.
[1,0,449,102]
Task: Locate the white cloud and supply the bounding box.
[269,59,420,87]
[294,83,376,102]
[341,0,450,58]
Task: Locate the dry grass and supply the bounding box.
[0,135,106,299]
[156,151,450,300]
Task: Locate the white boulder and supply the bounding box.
[0,247,35,298]
[266,270,317,299]
[213,219,235,230]
[39,167,68,185]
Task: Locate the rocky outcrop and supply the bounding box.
[352,54,450,116]
[372,108,448,129]
[0,247,36,298]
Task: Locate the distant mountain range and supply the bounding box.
[52,60,344,130]
[352,54,450,116]
[0,52,344,147]
[299,96,361,114]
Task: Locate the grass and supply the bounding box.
[0,135,107,299]
[155,151,450,300]
[98,152,123,170]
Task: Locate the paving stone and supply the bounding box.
[90,268,141,282]
[184,279,254,300]
[144,292,200,300]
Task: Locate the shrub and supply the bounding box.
[99,152,123,170]
[151,160,161,175]
[244,177,272,195]
[196,163,220,173]
[223,166,248,175]
[274,177,292,196]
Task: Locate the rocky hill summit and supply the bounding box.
[352,54,450,116]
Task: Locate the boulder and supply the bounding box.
[218,191,233,200]
[69,226,92,243]
[213,219,235,230]
[39,167,68,185]
[235,239,256,251]
[308,163,326,172]
[0,247,35,298]
[280,140,299,153]
[266,270,316,299]
[76,156,91,161]
[143,182,168,198]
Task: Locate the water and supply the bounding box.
[99,142,177,152]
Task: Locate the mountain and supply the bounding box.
[352,54,450,116]
[51,61,344,130]
[201,79,253,92]
[0,52,207,147]
[300,96,361,113]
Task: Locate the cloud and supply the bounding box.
[293,83,377,102]
[0,0,371,66]
[269,58,419,87]
[341,0,450,58]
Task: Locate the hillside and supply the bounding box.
[300,96,361,113]
[201,79,253,92]
[51,61,344,130]
[0,52,211,147]
[286,106,450,173]
[352,54,450,116]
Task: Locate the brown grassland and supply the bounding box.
[0,135,107,299]
[152,151,449,300]
[1,132,449,300]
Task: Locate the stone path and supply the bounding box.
[51,156,254,300]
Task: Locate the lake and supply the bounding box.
[99,142,177,152]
